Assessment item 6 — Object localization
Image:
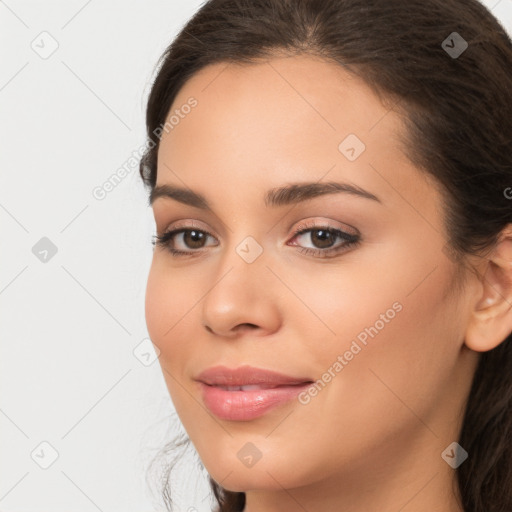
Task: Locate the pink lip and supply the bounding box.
[195,365,313,421]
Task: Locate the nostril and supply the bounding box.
[237,323,258,331]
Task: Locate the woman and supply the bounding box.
[138,0,512,510]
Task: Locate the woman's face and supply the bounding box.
[145,55,480,502]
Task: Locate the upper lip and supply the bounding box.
[196,365,313,388]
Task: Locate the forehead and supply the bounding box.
[155,54,437,216]
[160,55,403,161]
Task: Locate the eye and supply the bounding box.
[152,223,217,256]
[288,220,360,258]
[152,220,360,259]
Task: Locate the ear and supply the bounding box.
[464,224,512,352]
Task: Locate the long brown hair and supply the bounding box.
[138,1,512,510]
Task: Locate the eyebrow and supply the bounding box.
[149,181,382,209]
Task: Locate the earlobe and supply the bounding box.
[464,226,512,353]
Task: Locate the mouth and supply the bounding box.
[195,365,314,421]
[211,382,311,391]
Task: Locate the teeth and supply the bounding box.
[219,385,266,391]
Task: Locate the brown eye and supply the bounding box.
[182,230,208,249]
[289,222,360,258]
[153,227,217,255]
[152,222,360,259]
[306,228,338,249]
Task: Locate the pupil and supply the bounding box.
[186,230,205,248]
[312,229,334,248]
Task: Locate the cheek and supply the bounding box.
[145,262,200,418]
[145,259,194,361]
[289,253,458,419]
[145,262,169,348]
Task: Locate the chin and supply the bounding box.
[208,467,295,493]
[196,446,311,493]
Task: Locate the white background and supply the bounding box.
[1,1,511,511]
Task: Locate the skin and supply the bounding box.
[144,54,512,512]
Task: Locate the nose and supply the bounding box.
[201,255,281,339]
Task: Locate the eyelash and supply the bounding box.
[152,220,360,259]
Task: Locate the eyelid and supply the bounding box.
[291,218,359,238]
[158,218,211,236]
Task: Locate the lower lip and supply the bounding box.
[199,382,312,421]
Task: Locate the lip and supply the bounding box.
[195,365,313,421]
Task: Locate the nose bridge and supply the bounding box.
[200,230,280,335]
[209,232,268,303]
[216,210,270,272]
